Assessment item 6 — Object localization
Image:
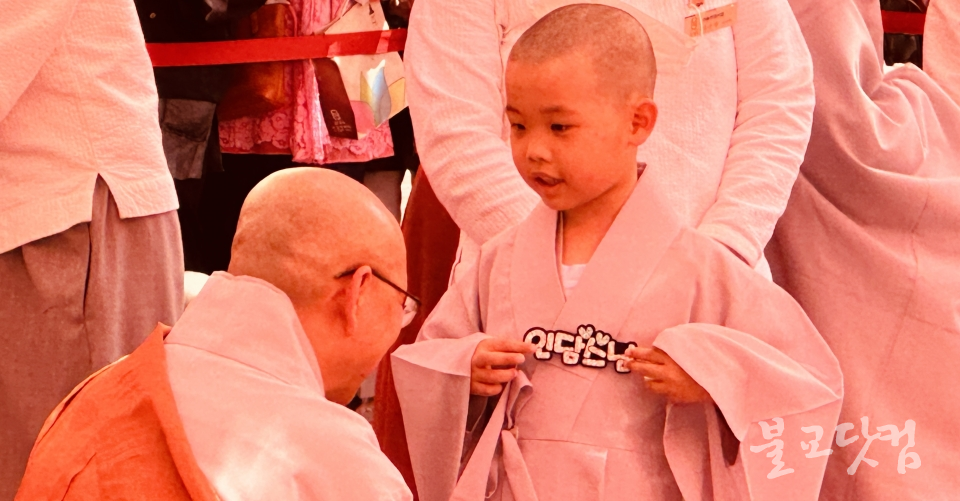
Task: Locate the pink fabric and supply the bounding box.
[925,0,960,105]
[405,0,814,268]
[164,273,412,500]
[218,0,395,164]
[393,177,843,501]
[767,1,960,499]
[0,0,178,253]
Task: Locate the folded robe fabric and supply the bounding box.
[14,325,219,500]
[924,0,960,105]
[394,177,844,501]
[768,0,960,499]
[165,272,413,501]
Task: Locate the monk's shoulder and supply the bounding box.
[16,351,160,496]
[40,354,146,437]
[282,398,407,475]
[289,397,381,447]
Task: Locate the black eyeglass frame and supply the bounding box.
[335,267,422,308]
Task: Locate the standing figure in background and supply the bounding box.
[0,0,184,497]
[769,0,960,498]
[204,0,413,271]
[378,0,819,492]
[135,0,268,273]
[139,0,417,274]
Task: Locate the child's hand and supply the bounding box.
[625,346,712,405]
[470,338,536,396]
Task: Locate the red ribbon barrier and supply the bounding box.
[881,10,926,35]
[146,11,921,67]
[146,29,407,67]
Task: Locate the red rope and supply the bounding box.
[146,11,923,68]
[881,10,926,35]
[146,29,406,67]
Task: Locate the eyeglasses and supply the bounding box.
[335,267,421,328]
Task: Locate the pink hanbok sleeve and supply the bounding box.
[695,0,814,266]
[655,236,843,500]
[924,0,960,106]
[767,0,960,497]
[0,0,81,121]
[786,0,960,174]
[404,0,540,245]
[391,257,492,501]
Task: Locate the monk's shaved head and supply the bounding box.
[228,168,405,308]
[509,3,656,101]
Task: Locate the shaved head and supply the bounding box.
[508,3,657,101]
[228,168,405,309]
[227,167,408,404]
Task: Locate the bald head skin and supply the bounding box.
[229,168,407,404]
[509,3,657,103]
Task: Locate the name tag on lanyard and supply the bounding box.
[684,1,737,37]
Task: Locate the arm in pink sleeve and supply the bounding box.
[404,0,540,245]
[923,0,960,104]
[696,0,815,265]
[786,0,960,178]
[0,0,81,122]
[918,0,960,106]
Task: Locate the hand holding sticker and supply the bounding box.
[625,346,711,404]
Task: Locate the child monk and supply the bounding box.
[392,4,843,501]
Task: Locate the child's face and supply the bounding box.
[505,52,656,212]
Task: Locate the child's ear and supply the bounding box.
[629,97,658,145]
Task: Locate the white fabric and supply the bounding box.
[407,0,815,282]
[559,263,587,299]
[0,0,178,253]
[165,272,412,501]
[182,271,210,310]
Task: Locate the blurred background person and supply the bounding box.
[0,0,183,497]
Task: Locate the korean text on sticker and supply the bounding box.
[523,325,636,373]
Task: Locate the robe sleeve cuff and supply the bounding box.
[653,324,840,440]
[391,333,490,501]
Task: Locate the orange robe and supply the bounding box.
[15,325,218,500]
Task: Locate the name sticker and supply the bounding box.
[684,2,737,37]
[523,325,636,373]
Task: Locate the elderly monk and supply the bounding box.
[15,168,415,501]
[769,0,960,499]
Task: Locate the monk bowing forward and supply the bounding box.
[393,7,843,501]
[16,170,414,501]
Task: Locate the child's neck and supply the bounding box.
[559,174,638,266]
